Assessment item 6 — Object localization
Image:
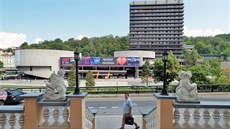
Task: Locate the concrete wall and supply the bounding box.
[15,49,73,78]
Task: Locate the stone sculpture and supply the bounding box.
[176,71,199,102]
[44,70,67,100]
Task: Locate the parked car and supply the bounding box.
[0,88,26,105]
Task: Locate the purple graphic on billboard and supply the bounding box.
[79,57,90,65]
[116,57,127,65]
[61,57,75,65]
[127,57,140,66]
[100,57,117,65]
[90,57,101,65]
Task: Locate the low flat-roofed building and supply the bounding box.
[15,49,73,78]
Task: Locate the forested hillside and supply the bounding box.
[183,34,230,58]
[17,33,230,58]
[20,35,129,57]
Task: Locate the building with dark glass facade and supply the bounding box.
[129,0,184,57]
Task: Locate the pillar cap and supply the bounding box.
[67,92,88,98]
[20,92,44,98]
[153,93,176,99]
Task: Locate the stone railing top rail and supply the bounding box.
[140,106,156,117]
[37,98,70,106]
[174,100,230,109]
[153,93,177,99]
[88,108,98,116]
[20,92,44,98]
[0,105,24,113]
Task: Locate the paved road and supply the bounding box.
[86,97,155,129]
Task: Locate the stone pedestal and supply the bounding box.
[153,93,176,129]
[21,93,44,129]
[67,92,88,129]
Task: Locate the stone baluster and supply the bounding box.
[18,113,24,129]
[42,107,50,127]
[173,108,181,129]
[192,109,201,128]
[222,109,230,129]
[9,113,16,129]
[203,109,211,128]
[53,107,59,126]
[0,114,7,129]
[182,108,191,128]
[213,109,221,129]
[62,106,69,127]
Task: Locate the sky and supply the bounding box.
[0,0,229,49]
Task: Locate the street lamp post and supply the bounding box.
[160,51,169,96]
[74,50,80,94]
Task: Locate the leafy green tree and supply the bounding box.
[189,65,212,84]
[153,51,180,84]
[85,70,95,86]
[67,63,80,87]
[0,60,3,68]
[215,73,230,84]
[20,42,29,48]
[0,61,3,75]
[183,49,202,67]
[141,61,152,86]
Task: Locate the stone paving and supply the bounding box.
[96,115,142,129]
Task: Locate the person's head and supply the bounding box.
[124,92,129,100]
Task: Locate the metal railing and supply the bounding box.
[1,84,230,94]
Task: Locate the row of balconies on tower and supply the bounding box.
[130,35,182,38]
[130,9,183,13]
[130,42,182,45]
[130,45,183,51]
[130,27,183,32]
[130,13,183,17]
[130,20,184,25]
[130,38,183,42]
[130,31,183,35]
[130,17,183,20]
[130,5,184,10]
[130,24,183,27]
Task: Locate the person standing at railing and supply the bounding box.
[119,92,140,129]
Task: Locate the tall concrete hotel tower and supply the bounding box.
[129,0,184,57]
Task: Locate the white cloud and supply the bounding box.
[34,37,43,43]
[77,35,90,40]
[0,32,27,49]
[184,26,224,37]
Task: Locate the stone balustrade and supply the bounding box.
[140,107,157,129]
[0,92,97,129]
[0,106,24,129]
[39,106,70,128]
[173,101,230,129]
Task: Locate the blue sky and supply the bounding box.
[0,0,229,48]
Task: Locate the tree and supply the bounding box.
[20,42,29,48]
[186,65,211,84]
[0,60,3,68]
[67,63,80,87]
[153,51,180,84]
[85,70,95,86]
[183,49,202,67]
[0,61,3,75]
[141,61,152,86]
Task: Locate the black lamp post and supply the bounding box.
[160,51,169,96]
[73,50,80,94]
